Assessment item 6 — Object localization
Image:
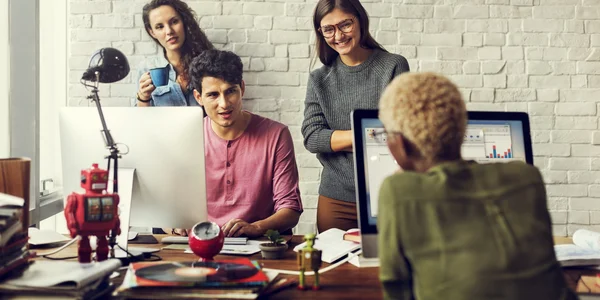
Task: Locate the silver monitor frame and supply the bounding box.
[59,107,207,231]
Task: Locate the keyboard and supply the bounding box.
[161,236,248,245]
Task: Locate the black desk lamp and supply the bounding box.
[80,47,130,257]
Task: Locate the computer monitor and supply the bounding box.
[351,110,533,258]
[59,107,207,248]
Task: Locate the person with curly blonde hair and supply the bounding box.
[377,72,575,300]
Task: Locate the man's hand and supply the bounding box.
[163,228,189,236]
[221,219,265,238]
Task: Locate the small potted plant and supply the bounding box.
[258,229,288,259]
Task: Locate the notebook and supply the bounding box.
[555,229,600,267]
[293,228,361,263]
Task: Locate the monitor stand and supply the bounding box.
[349,254,379,268]
[109,168,159,261]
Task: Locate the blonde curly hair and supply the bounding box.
[379,72,467,163]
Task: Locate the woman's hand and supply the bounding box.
[137,72,155,104]
[331,130,353,152]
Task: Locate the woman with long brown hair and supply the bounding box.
[136,0,214,106]
[301,0,410,232]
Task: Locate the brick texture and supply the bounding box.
[68,0,600,236]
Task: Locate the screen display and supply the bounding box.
[359,118,528,226]
[462,120,527,163]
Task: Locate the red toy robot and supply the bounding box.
[64,163,120,263]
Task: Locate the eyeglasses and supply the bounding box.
[319,18,355,38]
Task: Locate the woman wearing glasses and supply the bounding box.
[301,0,410,232]
[136,0,213,107]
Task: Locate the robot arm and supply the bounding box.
[64,194,80,238]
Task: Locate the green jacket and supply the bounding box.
[378,160,576,300]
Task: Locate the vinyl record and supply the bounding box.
[135,261,258,283]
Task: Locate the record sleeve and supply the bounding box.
[125,258,269,289]
[135,261,258,283]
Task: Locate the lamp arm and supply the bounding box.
[89,89,116,149]
[87,72,121,255]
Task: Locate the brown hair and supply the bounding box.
[312,0,386,66]
[379,72,467,163]
[142,0,214,76]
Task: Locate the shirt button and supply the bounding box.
[227,142,231,148]
[227,180,231,184]
[226,162,231,167]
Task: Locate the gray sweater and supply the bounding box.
[301,50,410,203]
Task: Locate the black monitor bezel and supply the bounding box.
[467,111,534,165]
[352,109,382,235]
[352,110,534,235]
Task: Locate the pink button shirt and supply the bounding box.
[204,112,303,226]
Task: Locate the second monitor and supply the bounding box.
[352,110,534,258]
[59,107,207,231]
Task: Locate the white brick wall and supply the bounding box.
[69,0,600,236]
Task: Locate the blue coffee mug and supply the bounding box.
[149,67,168,86]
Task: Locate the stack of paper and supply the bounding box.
[555,229,600,267]
[0,193,29,279]
[115,258,271,299]
[293,228,361,263]
[0,259,121,299]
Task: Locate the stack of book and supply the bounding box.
[555,229,600,267]
[116,258,274,299]
[343,228,361,243]
[0,259,121,299]
[0,193,30,279]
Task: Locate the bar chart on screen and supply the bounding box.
[480,125,512,159]
[462,124,517,162]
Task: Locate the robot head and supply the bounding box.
[304,233,317,248]
[80,163,109,193]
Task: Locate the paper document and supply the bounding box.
[161,236,248,245]
[162,244,189,250]
[555,229,600,267]
[1,259,121,288]
[128,231,138,241]
[28,227,70,246]
[220,240,261,255]
[573,229,600,251]
[293,228,361,263]
[180,240,262,256]
[0,193,24,207]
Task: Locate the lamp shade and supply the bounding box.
[81,47,130,83]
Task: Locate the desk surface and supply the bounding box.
[33,235,591,299]
[36,234,381,299]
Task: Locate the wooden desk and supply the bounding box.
[38,235,382,299]
[555,236,600,294]
[35,235,596,299]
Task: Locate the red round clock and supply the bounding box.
[189,221,225,261]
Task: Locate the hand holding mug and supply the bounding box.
[137,71,155,101]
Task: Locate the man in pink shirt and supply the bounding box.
[188,49,303,238]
